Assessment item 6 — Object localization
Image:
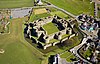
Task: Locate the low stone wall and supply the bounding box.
[60,29,66,35]
[44,39,50,43]
[43,43,52,49]
[53,41,60,46]
[29,35,39,43]
[61,37,68,43]
[48,33,55,40]
[33,16,53,26]
[43,33,76,49]
[68,34,76,39]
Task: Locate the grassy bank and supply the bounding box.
[0,0,34,9]
[0,17,43,64]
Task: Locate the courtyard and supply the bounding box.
[43,22,59,35]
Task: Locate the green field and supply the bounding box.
[50,11,69,19]
[47,0,94,15]
[0,18,44,64]
[29,13,51,22]
[29,7,72,22]
[80,46,92,59]
[47,7,58,12]
[60,51,77,62]
[43,22,59,35]
[0,0,34,8]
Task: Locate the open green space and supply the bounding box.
[0,18,44,64]
[29,7,71,22]
[50,11,69,19]
[47,0,94,15]
[29,13,51,22]
[43,22,59,35]
[47,7,58,12]
[62,34,69,39]
[28,35,81,54]
[80,46,92,59]
[60,51,77,62]
[84,49,92,58]
[0,0,34,9]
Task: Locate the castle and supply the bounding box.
[25,16,78,49]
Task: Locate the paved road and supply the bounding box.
[43,1,76,18]
[33,4,76,18]
[69,23,98,64]
[51,4,76,18]
[70,37,92,64]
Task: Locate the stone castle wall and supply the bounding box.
[26,16,77,49]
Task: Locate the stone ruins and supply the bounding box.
[25,16,78,49]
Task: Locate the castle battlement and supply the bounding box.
[26,16,77,49]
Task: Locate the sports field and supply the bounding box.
[0,0,34,9]
[47,0,94,15]
[0,18,44,64]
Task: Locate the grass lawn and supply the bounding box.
[47,0,94,16]
[48,7,58,12]
[50,11,69,19]
[60,51,77,62]
[0,0,34,9]
[43,22,59,35]
[84,49,92,58]
[80,46,92,59]
[0,18,44,64]
[62,34,69,39]
[62,36,81,50]
[29,13,51,22]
